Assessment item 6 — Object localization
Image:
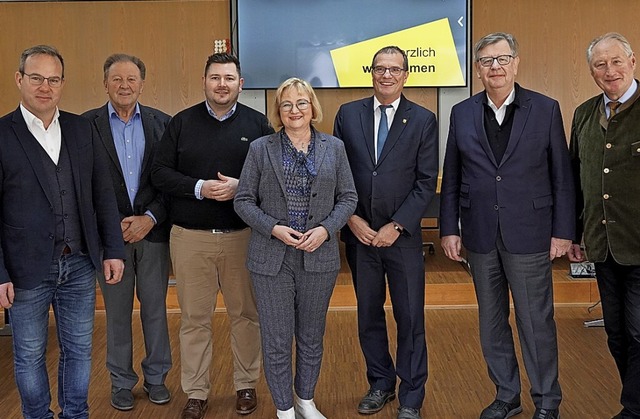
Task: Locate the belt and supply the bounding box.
[207,228,245,234]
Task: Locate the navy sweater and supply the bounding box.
[152,101,273,229]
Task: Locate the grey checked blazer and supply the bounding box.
[234,129,357,276]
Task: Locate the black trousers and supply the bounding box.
[346,242,427,410]
[595,254,640,417]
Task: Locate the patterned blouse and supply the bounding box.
[281,129,317,232]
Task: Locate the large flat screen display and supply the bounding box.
[236,0,468,89]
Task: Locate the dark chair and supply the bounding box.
[421,193,440,256]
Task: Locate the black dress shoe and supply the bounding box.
[357,388,396,414]
[480,397,522,419]
[533,408,559,419]
[111,387,134,411]
[398,405,421,419]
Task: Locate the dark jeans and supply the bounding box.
[9,253,96,419]
[595,255,640,417]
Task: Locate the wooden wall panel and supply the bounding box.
[1,0,639,136]
[472,0,640,134]
[0,1,229,116]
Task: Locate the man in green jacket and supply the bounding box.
[569,32,640,419]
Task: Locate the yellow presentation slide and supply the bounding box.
[330,18,464,88]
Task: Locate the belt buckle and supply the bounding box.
[210,229,228,234]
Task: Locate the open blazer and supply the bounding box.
[234,129,357,276]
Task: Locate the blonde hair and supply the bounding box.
[269,77,323,130]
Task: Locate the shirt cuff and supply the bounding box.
[195,179,205,200]
[144,210,157,225]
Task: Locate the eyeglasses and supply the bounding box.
[372,66,405,76]
[21,72,63,88]
[476,55,515,68]
[280,100,310,113]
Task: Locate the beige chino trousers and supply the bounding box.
[170,226,261,400]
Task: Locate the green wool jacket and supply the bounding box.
[570,82,640,264]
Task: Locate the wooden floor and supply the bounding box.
[0,306,622,418]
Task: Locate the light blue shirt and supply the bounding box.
[108,102,151,218]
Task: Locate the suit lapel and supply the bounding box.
[473,94,499,168]
[11,109,55,205]
[377,95,409,164]
[501,91,532,167]
[358,98,376,165]
[266,133,287,196]
[313,131,328,174]
[140,105,156,174]
[94,105,125,179]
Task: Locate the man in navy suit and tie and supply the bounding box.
[440,33,575,419]
[334,46,439,419]
[0,45,125,419]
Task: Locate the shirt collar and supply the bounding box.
[486,87,516,113]
[373,96,401,111]
[108,101,141,122]
[604,79,638,106]
[19,103,60,130]
[206,101,237,121]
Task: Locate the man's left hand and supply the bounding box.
[203,172,238,201]
[121,215,154,243]
[549,237,572,260]
[103,259,125,285]
[371,222,401,248]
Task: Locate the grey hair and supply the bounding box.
[473,33,519,61]
[103,53,146,81]
[586,32,633,64]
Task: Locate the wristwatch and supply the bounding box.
[393,223,403,233]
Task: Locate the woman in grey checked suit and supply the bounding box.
[234,78,357,419]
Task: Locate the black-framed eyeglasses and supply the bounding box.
[372,66,405,76]
[476,55,514,67]
[21,72,63,88]
[280,100,310,113]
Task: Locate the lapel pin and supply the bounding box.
[403,119,407,124]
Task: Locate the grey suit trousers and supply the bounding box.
[466,236,561,410]
[97,239,171,389]
[250,246,338,411]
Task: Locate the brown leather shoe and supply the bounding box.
[181,398,208,419]
[236,388,257,415]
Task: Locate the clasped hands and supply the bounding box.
[201,172,238,201]
[347,214,401,247]
[272,225,329,253]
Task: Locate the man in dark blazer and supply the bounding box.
[83,53,172,412]
[440,33,575,419]
[0,45,125,419]
[334,46,439,419]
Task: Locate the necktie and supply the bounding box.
[608,101,621,120]
[377,105,390,160]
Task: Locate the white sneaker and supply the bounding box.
[295,396,327,419]
[277,407,296,419]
